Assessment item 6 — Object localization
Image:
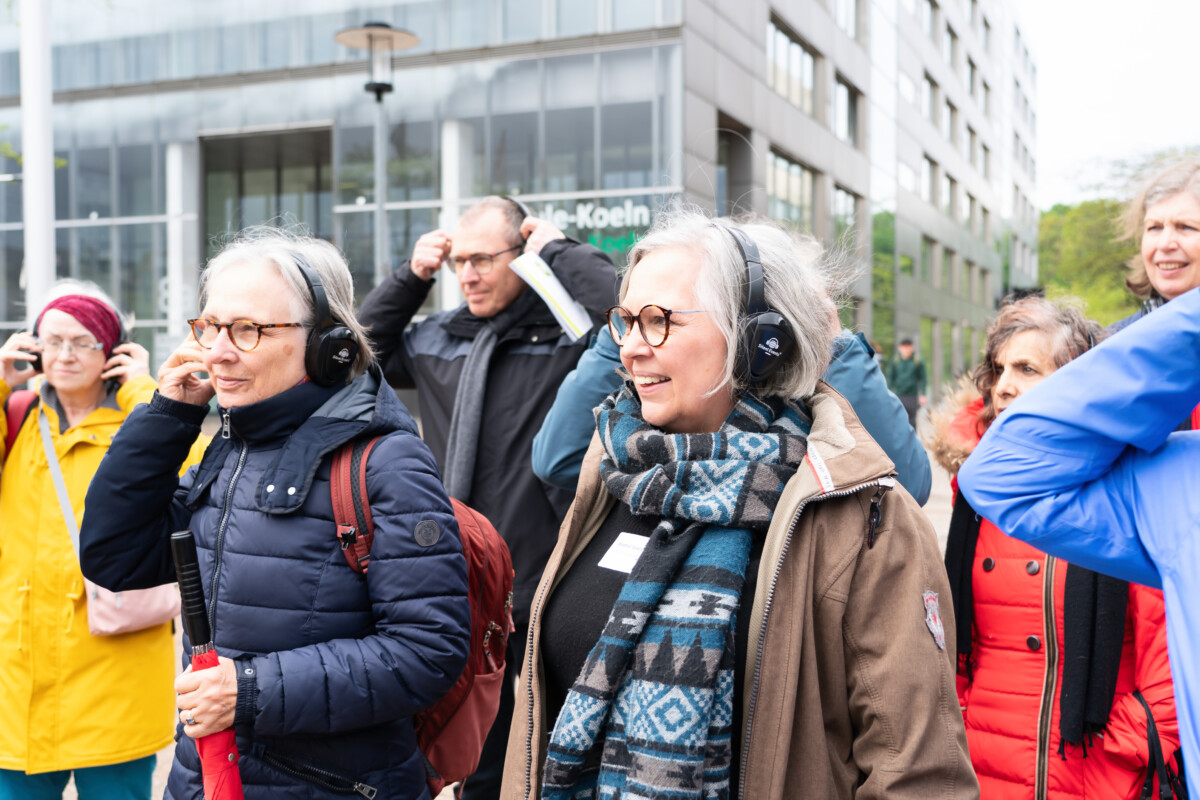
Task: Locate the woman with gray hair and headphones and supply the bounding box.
[78,227,471,800]
[501,210,976,800]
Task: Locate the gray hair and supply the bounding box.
[1121,159,1200,299]
[624,208,846,399]
[201,226,374,381]
[458,196,526,247]
[29,279,130,332]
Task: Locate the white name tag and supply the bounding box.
[597,532,651,574]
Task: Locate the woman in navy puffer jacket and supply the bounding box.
[79,228,471,800]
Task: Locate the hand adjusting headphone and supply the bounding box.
[721,224,796,385]
[293,258,359,387]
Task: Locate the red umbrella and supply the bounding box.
[172,530,246,800]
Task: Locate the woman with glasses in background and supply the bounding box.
[500,210,976,800]
[0,282,207,800]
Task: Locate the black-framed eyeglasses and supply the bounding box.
[188,318,305,353]
[450,244,522,275]
[606,304,709,348]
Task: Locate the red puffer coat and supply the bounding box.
[933,394,1179,800]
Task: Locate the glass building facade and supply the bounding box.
[1,0,1033,399]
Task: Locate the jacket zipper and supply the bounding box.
[1034,555,1058,800]
[736,476,894,800]
[258,747,378,798]
[207,438,248,633]
[221,410,231,439]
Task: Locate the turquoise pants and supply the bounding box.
[0,754,155,800]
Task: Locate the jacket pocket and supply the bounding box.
[252,743,379,798]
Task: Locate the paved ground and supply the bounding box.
[69,425,952,800]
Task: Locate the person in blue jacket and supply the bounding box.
[958,285,1200,798]
[532,323,932,505]
[78,227,471,800]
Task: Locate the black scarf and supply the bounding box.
[944,494,1128,752]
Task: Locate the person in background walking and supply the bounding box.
[0,283,206,800]
[887,336,926,430]
[931,295,1178,799]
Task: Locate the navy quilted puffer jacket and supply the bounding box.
[80,369,470,800]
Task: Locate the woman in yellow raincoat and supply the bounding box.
[0,283,205,800]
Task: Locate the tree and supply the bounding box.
[1038,199,1139,327]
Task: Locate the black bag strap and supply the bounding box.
[1135,689,1186,799]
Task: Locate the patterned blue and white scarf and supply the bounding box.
[541,385,810,800]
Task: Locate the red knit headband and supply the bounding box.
[35,295,123,357]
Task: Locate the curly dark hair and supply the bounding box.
[973,296,1105,428]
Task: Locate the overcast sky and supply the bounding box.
[1011,0,1200,208]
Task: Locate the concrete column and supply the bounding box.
[19,0,55,311]
[437,120,473,311]
[165,142,199,338]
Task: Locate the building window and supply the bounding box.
[982,143,991,179]
[967,126,978,166]
[921,236,937,283]
[899,72,917,106]
[962,192,975,229]
[967,58,977,97]
[982,80,991,117]
[922,156,937,204]
[834,77,860,146]
[834,0,858,39]
[941,248,955,291]
[921,0,937,40]
[767,150,816,233]
[982,17,991,52]
[767,19,817,116]
[943,25,958,70]
[970,0,979,27]
[922,74,937,123]
[833,186,858,246]
[942,173,956,217]
[942,100,957,143]
[981,206,990,243]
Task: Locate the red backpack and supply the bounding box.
[330,437,514,797]
[3,389,38,462]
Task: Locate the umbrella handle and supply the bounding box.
[171,530,212,649]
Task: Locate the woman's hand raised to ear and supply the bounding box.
[157,337,216,407]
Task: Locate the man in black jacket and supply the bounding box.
[358,196,617,800]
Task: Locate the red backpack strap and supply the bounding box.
[4,389,38,462]
[330,436,381,574]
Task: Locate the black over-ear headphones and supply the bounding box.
[293,258,359,387]
[502,195,532,241]
[722,224,796,385]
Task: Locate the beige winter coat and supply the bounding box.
[501,381,978,800]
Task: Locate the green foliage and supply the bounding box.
[1037,198,1139,326]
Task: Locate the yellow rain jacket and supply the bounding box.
[0,375,207,774]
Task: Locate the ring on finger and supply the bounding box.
[184,712,196,726]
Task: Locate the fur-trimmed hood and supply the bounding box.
[926,377,989,478]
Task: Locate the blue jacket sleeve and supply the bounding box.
[80,392,208,590]
[243,430,471,735]
[958,287,1200,589]
[824,331,932,505]
[531,326,623,489]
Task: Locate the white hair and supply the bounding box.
[201,226,374,380]
[623,208,852,399]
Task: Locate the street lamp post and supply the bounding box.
[334,22,420,286]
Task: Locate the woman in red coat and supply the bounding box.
[930,295,1180,799]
